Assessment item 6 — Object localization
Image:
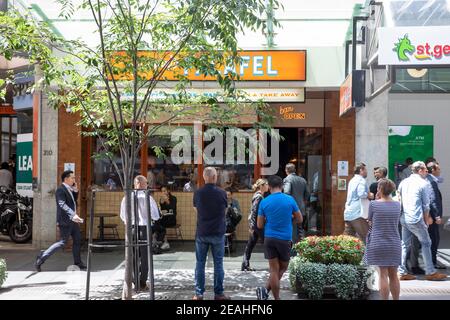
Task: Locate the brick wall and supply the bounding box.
[325,91,355,235]
[88,191,254,241]
[57,109,84,247]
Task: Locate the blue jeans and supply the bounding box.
[399,219,436,275]
[195,235,225,296]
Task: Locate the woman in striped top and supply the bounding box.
[364,178,401,300]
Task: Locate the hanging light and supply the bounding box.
[407,68,428,78]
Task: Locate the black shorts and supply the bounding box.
[264,237,292,262]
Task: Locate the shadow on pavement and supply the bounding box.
[0,281,67,293]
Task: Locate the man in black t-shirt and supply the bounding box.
[369,166,387,200]
[192,167,230,301]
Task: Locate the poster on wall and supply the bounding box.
[16,133,33,198]
[388,126,433,185]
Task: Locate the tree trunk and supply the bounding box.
[122,180,133,300]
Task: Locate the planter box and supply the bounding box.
[295,266,372,300]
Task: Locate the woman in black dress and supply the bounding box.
[159,186,177,250]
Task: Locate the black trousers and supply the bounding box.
[132,226,149,287]
[428,223,440,265]
[242,229,263,266]
[152,221,166,242]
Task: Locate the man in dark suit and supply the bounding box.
[369,166,387,199]
[283,163,309,242]
[426,162,445,269]
[35,170,85,271]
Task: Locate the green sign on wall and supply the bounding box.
[16,133,33,198]
[388,125,433,184]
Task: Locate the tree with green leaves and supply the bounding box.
[0,0,280,299]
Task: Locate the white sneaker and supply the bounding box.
[161,241,170,250]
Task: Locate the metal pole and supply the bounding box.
[133,190,140,292]
[345,40,351,77]
[145,189,155,300]
[85,191,96,300]
[352,17,357,71]
[352,16,369,72]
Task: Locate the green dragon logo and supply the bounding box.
[393,34,415,61]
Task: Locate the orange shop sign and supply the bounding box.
[0,104,17,116]
[279,105,306,120]
[339,74,352,116]
[339,70,365,117]
[110,50,306,81]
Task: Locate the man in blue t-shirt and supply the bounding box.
[256,175,302,300]
[192,167,230,300]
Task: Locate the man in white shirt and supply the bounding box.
[343,163,372,244]
[119,175,163,290]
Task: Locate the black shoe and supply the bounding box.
[411,267,426,275]
[139,282,148,290]
[35,250,44,272]
[241,263,255,272]
[34,260,42,272]
[75,263,87,270]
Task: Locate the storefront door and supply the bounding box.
[277,127,329,236]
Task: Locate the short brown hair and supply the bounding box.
[285,163,296,174]
[377,178,396,196]
[354,162,366,175]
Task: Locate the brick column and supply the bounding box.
[325,91,356,235]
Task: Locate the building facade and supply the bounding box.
[349,0,450,220]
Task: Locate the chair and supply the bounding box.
[224,232,233,257]
[97,223,120,240]
[165,224,183,241]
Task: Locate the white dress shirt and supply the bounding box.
[63,182,77,213]
[120,190,160,226]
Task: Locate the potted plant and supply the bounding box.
[0,258,7,288]
[289,235,372,300]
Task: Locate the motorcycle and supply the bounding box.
[0,187,33,243]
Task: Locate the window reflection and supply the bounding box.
[147,126,197,192]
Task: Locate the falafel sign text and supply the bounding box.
[378,27,450,65]
[111,50,306,81]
